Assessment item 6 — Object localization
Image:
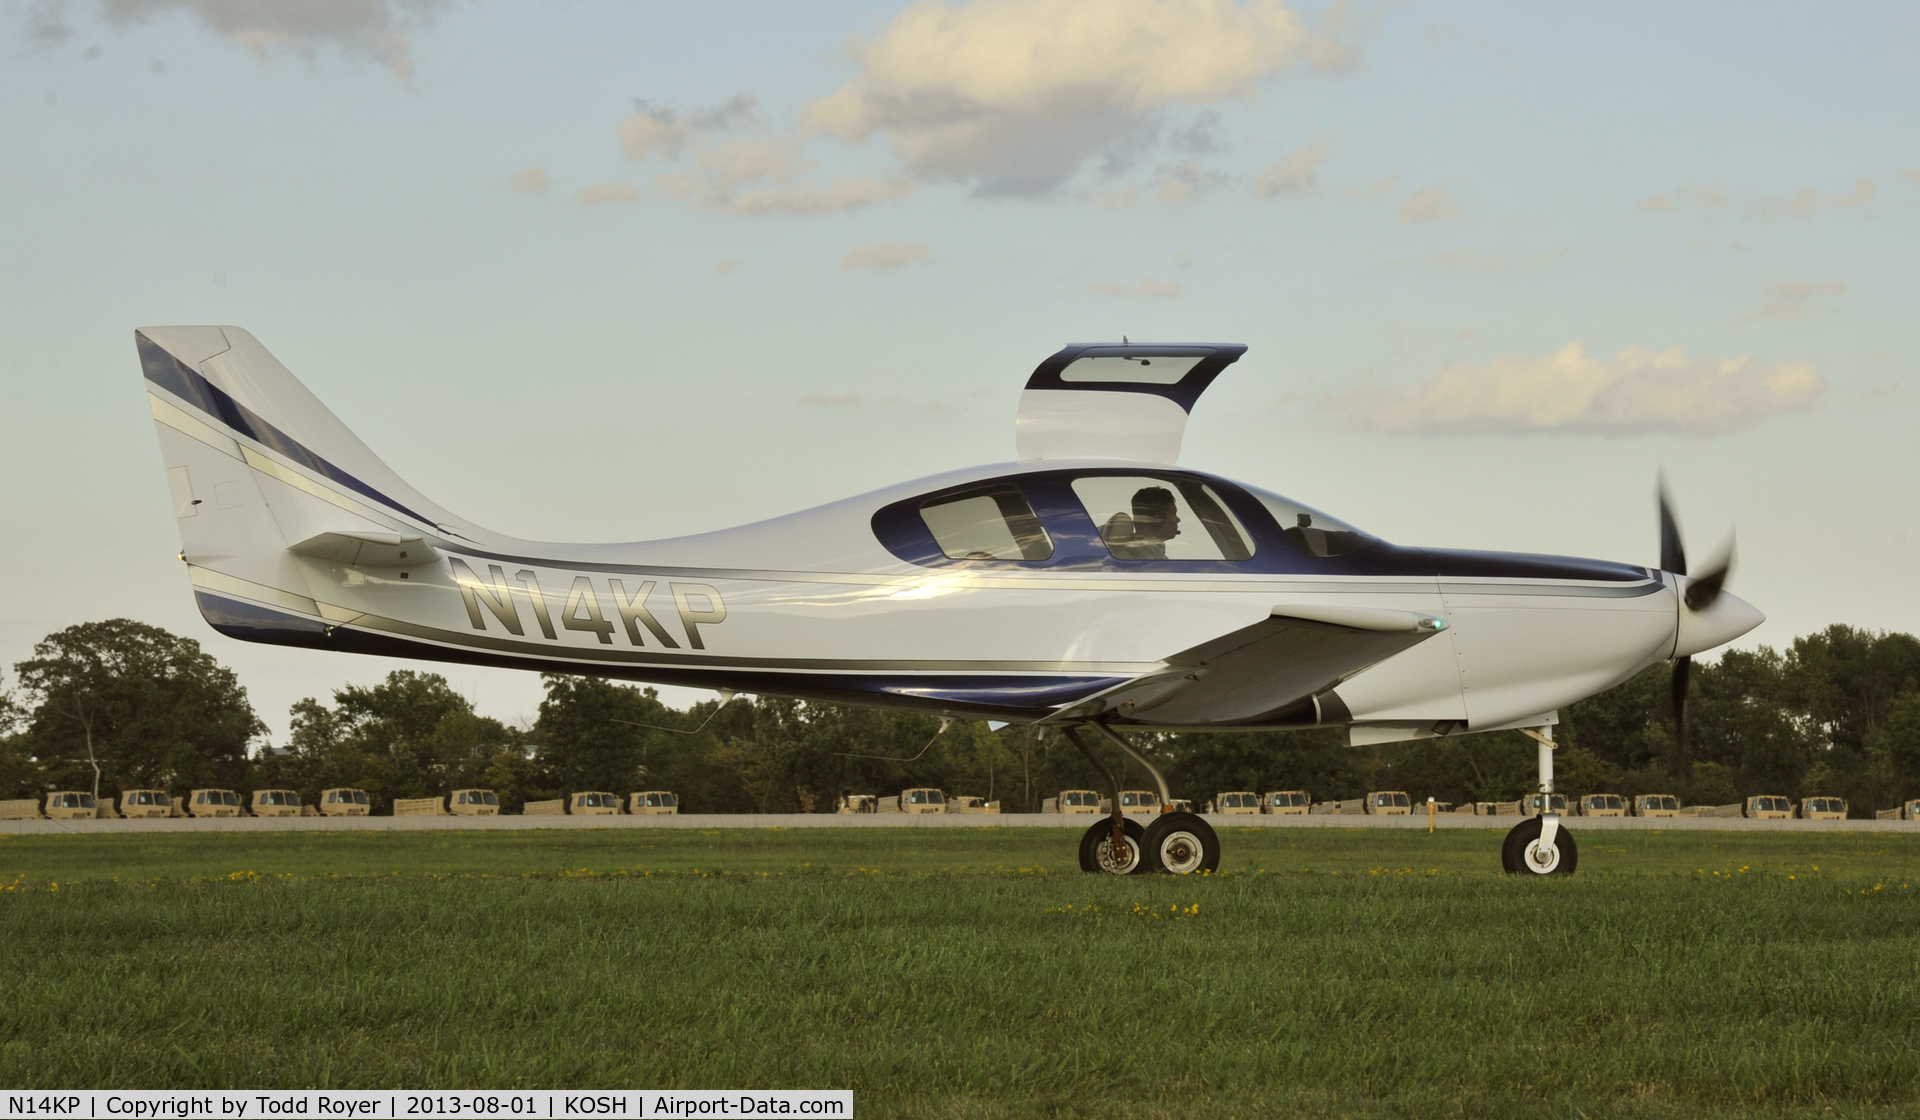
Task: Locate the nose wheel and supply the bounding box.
[1502,815,1578,876]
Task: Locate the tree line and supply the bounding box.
[3,619,1917,818]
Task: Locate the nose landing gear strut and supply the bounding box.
[1504,725,1578,876]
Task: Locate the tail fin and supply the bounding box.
[139,326,467,642]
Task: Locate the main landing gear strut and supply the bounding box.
[1505,725,1578,876]
[1063,724,1221,876]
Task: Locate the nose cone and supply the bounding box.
[1674,583,1765,658]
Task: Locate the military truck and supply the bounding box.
[1262,791,1311,815]
[946,795,1000,814]
[1312,798,1365,815]
[251,790,303,818]
[878,788,946,813]
[43,792,97,819]
[1744,795,1793,820]
[0,798,43,820]
[1167,798,1195,813]
[1874,799,1920,821]
[632,791,679,815]
[1575,794,1627,817]
[568,792,622,815]
[1479,801,1523,816]
[521,799,564,815]
[319,788,370,816]
[1799,796,1847,820]
[1042,791,1101,814]
[447,789,500,815]
[1365,791,1412,815]
[1523,793,1571,817]
[392,796,446,816]
[1633,794,1681,817]
[1100,791,1162,816]
[1208,792,1260,815]
[118,790,174,819]
[837,794,877,814]
[186,789,243,817]
[1678,802,1742,818]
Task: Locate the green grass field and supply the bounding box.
[3,826,1918,1118]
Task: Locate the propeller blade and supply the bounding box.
[1671,655,1692,751]
[1657,476,1687,575]
[1684,539,1735,612]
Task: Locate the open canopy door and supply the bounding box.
[1014,342,1247,463]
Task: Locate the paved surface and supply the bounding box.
[3,812,1914,835]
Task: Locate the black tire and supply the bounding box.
[1502,817,1577,876]
[1142,812,1221,875]
[1078,817,1147,875]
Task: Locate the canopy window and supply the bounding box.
[1071,476,1252,561]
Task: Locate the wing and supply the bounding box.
[1046,605,1447,727]
[1015,342,1247,463]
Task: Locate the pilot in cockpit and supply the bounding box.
[1102,486,1181,559]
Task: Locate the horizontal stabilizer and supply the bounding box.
[288,530,437,569]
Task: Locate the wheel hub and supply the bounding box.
[1158,830,1205,875]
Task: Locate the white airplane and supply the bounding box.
[139,328,1762,877]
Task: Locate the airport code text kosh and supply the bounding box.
[0,1094,851,1119]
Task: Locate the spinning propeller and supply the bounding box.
[1658,477,1737,751]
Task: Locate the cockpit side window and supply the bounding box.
[919,486,1054,561]
[1070,476,1252,561]
[1245,486,1377,558]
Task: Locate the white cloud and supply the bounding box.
[574,181,637,206]
[1411,246,1572,274]
[798,0,1352,196]
[1092,278,1182,298]
[1398,185,1462,223]
[1252,135,1335,198]
[1326,341,1825,437]
[1342,172,1400,200]
[1638,178,1875,219]
[64,0,447,75]
[644,134,916,216]
[505,167,550,195]
[841,242,939,271]
[618,95,758,161]
[1635,183,1730,213]
[1740,279,1847,324]
[1752,178,1874,219]
[1156,159,1225,203]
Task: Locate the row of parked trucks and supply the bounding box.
[5,787,1913,822]
[0,789,683,819]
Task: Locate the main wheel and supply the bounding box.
[1142,812,1220,875]
[1078,817,1147,875]
[1502,817,1577,876]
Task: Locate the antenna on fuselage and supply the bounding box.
[833,716,954,762]
[611,688,740,736]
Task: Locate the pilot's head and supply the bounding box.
[1131,487,1180,541]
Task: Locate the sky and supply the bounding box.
[2,0,1916,743]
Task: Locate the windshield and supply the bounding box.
[1242,485,1377,558]
[1071,476,1253,561]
